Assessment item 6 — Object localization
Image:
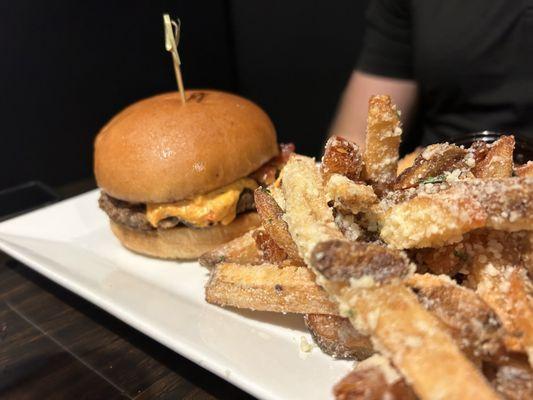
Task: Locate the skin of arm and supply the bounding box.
[329,71,418,149]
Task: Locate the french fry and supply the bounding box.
[333,355,416,400]
[268,183,286,211]
[205,262,338,315]
[481,178,533,232]
[380,178,533,248]
[473,135,515,178]
[335,284,499,400]
[321,136,363,182]
[326,174,378,214]
[397,147,423,175]
[467,230,533,365]
[324,173,379,240]
[362,95,402,190]
[254,187,303,263]
[380,192,486,249]
[305,272,507,364]
[333,211,365,242]
[406,273,506,362]
[282,155,498,400]
[201,95,533,399]
[199,229,262,268]
[282,155,344,262]
[488,356,533,400]
[469,140,491,167]
[515,161,533,177]
[524,232,533,279]
[394,143,467,190]
[413,243,469,276]
[304,314,374,360]
[252,229,289,264]
[310,241,496,399]
[312,240,414,285]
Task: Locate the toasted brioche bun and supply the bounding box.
[94,90,278,203]
[110,212,261,259]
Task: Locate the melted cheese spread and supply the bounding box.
[146,178,258,228]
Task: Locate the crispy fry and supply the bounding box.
[254,187,303,262]
[335,284,499,400]
[306,240,497,397]
[394,143,467,190]
[282,155,344,262]
[283,153,498,399]
[413,243,469,276]
[524,232,533,279]
[269,182,286,211]
[473,135,515,178]
[416,231,527,279]
[488,356,533,400]
[252,230,289,264]
[334,355,416,400]
[406,273,506,362]
[205,262,338,315]
[469,140,491,166]
[362,95,402,189]
[397,147,423,175]
[380,192,486,249]
[304,314,374,360]
[311,244,497,399]
[325,173,379,240]
[326,174,378,214]
[380,178,533,248]
[199,229,262,268]
[321,136,363,182]
[333,211,365,241]
[480,178,533,232]
[312,240,414,285]
[202,96,533,399]
[515,161,533,178]
[311,251,505,362]
[467,230,533,365]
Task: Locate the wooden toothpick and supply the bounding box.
[163,14,186,104]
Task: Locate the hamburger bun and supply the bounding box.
[110,212,261,259]
[94,90,278,203]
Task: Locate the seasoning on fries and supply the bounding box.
[202,94,533,400]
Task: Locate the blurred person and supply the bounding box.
[331,0,533,149]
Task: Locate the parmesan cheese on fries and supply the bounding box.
[201,94,533,400]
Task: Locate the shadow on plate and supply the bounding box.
[218,306,308,333]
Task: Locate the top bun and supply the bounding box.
[94,90,278,203]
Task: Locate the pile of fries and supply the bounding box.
[201,94,533,400]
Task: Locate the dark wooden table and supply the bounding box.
[0,179,254,400]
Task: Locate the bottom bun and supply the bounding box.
[110,212,261,260]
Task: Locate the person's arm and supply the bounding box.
[330,71,418,149]
[330,0,416,149]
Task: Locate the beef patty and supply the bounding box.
[99,189,256,231]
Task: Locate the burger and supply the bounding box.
[94,90,290,259]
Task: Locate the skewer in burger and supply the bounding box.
[95,90,291,259]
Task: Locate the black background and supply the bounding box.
[0,1,369,191]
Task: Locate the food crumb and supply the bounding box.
[300,336,314,353]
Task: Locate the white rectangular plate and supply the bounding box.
[0,190,352,399]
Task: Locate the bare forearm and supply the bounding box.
[330,71,418,149]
